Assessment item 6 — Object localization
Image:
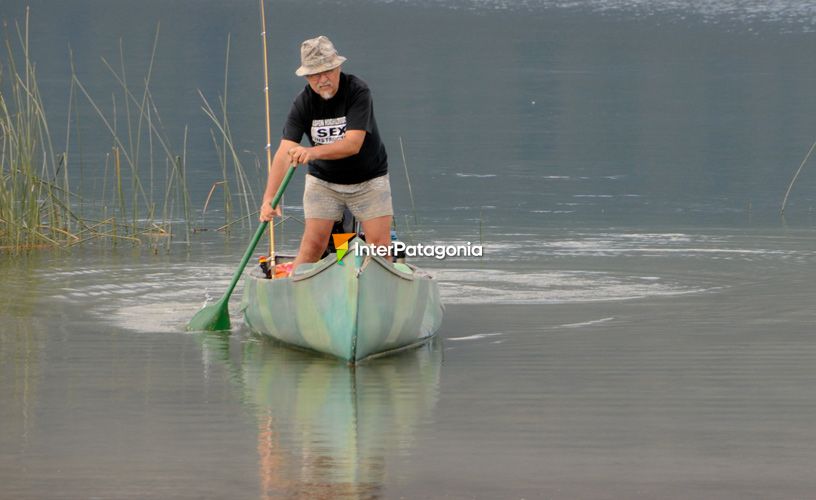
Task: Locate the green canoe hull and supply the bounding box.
[240,250,444,363]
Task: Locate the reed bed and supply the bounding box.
[0,11,257,254]
[0,13,76,252]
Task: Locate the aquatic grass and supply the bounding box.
[202,180,227,218]
[389,137,419,246]
[0,10,79,252]
[399,136,418,226]
[197,34,257,233]
[1,12,276,254]
[479,207,484,246]
[780,136,816,215]
[1,35,184,253]
[71,27,206,245]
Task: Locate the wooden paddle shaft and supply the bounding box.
[259,0,275,259]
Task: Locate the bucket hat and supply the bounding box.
[295,36,347,76]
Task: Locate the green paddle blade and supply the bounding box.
[187,297,231,331]
[186,221,266,332]
[186,165,296,332]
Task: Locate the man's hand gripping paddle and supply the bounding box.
[187,165,296,332]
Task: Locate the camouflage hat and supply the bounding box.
[295,36,347,77]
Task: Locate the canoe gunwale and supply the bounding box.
[405,263,437,280]
[290,253,417,284]
[366,255,416,281]
[291,255,338,282]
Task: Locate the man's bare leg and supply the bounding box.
[292,218,335,273]
[361,215,392,254]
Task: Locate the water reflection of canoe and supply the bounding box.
[240,239,444,363]
[242,336,442,499]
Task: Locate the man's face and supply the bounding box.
[306,67,341,100]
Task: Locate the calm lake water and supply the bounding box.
[3,0,816,498]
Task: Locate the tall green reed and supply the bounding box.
[1,13,259,254]
[198,33,258,233]
[0,10,77,252]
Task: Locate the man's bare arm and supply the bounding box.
[259,139,300,221]
[287,130,366,164]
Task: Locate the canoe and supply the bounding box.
[240,237,444,363]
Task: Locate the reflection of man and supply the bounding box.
[259,35,393,273]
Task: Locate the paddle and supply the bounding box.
[187,165,296,331]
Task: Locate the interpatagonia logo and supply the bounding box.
[332,233,356,265]
[355,241,483,259]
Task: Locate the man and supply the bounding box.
[259,35,393,273]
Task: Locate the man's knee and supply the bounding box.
[361,215,392,247]
[365,233,390,247]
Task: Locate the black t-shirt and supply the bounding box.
[282,73,388,184]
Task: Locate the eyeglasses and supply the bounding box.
[305,68,337,81]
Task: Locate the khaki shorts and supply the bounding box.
[303,174,394,221]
